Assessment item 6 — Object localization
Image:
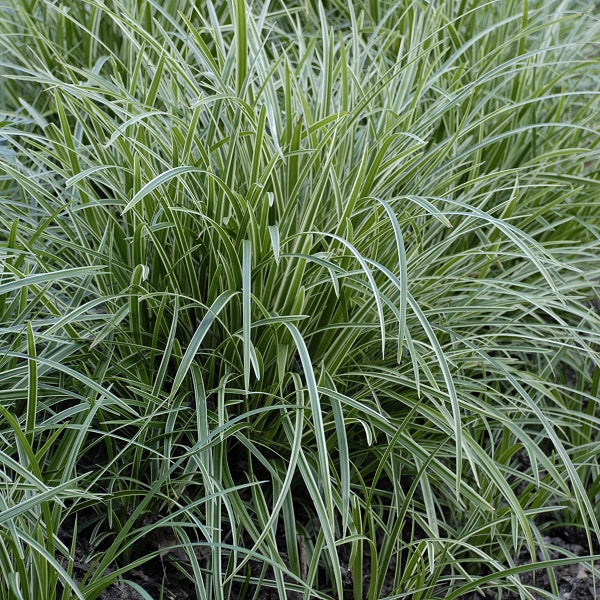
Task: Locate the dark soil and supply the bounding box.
[465,527,600,600]
[64,523,599,600]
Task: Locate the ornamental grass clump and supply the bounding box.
[0,0,599,598]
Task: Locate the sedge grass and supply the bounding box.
[0,0,599,598]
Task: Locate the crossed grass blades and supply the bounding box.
[0,0,599,598]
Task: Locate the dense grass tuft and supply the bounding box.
[1,0,599,598]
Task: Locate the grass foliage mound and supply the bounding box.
[0,0,599,598]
